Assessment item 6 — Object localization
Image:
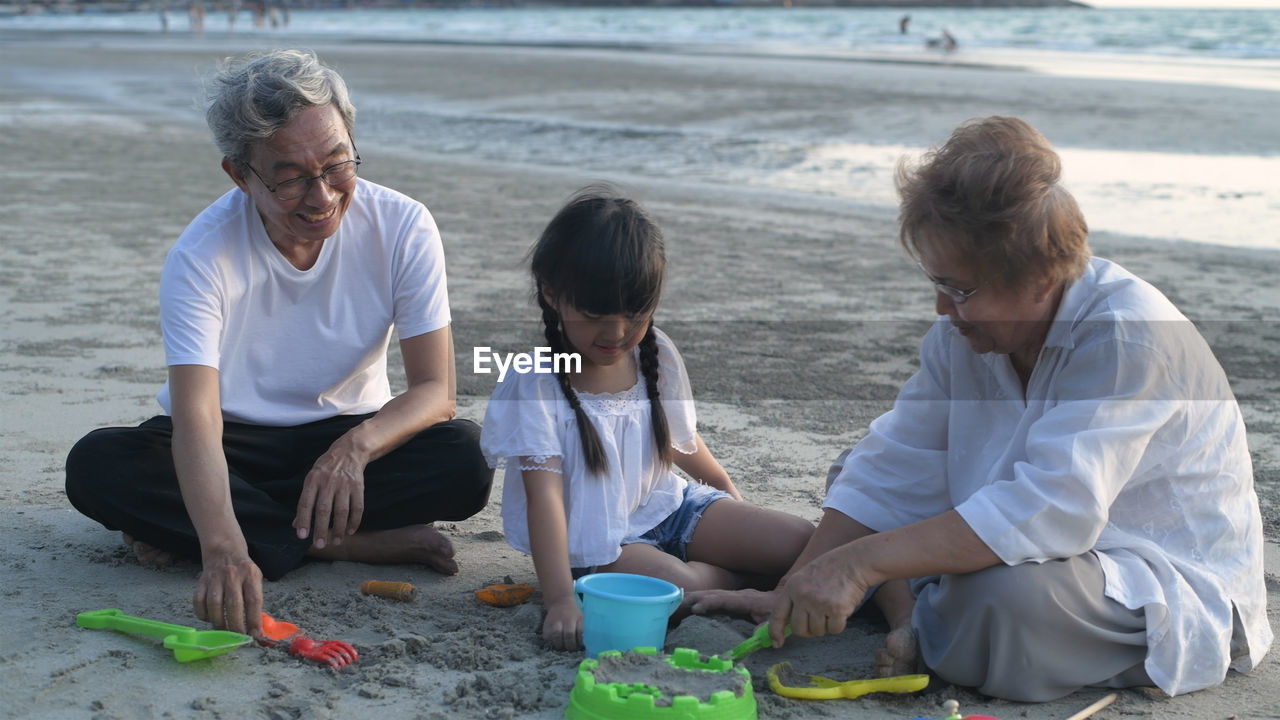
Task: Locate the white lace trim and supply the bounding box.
[576,381,646,416]
[519,454,562,474]
[575,381,697,453]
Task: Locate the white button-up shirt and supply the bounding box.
[825,257,1270,696]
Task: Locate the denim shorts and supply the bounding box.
[571,481,731,579]
[625,481,731,560]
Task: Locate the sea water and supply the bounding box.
[5,6,1279,250]
[9,6,1280,61]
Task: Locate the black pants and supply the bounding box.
[64,414,493,580]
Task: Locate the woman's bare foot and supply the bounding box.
[306,524,459,575]
[121,533,177,568]
[874,626,919,677]
[870,578,919,677]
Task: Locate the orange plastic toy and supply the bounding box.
[260,612,301,645]
[475,582,536,607]
[260,612,359,669]
[289,636,359,669]
[361,580,416,601]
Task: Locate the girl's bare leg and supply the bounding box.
[684,498,815,584]
[604,542,740,590]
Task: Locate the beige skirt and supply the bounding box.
[911,551,1152,702]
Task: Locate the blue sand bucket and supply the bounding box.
[575,573,683,658]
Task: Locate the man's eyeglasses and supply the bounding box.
[244,150,362,201]
[917,262,979,304]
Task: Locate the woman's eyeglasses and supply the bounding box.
[917,262,978,304]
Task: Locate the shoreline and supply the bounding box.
[0,0,1094,14]
[6,29,1280,251]
[5,23,1280,89]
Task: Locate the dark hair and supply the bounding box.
[530,185,670,475]
[896,116,1090,290]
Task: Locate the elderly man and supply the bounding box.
[66,49,492,637]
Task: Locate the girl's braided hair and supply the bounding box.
[530,185,671,475]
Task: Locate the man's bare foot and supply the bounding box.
[121,533,177,568]
[306,524,459,575]
[874,626,919,677]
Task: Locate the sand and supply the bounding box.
[587,650,749,705]
[0,31,1277,720]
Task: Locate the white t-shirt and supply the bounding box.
[157,179,451,425]
[480,327,699,568]
[825,257,1270,696]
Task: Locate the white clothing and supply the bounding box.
[825,257,1270,697]
[157,179,451,425]
[480,327,698,568]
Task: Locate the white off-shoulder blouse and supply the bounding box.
[480,327,699,567]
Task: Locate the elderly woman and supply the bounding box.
[691,116,1270,701]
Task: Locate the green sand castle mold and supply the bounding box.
[566,646,756,720]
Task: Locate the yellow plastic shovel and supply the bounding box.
[766,661,930,700]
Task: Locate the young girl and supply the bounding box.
[480,186,815,651]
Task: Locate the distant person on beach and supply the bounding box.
[188,0,204,34]
[268,0,288,28]
[479,186,814,651]
[899,14,910,35]
[926,28,958,53]
[65,49,493,638]
[687,116,1271,701]
[247,0,266,29]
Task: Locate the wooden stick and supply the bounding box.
[1064,692,1118,720]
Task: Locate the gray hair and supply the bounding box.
[206,49,356,166]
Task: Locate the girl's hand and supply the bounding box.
[683,588,778,624]
[541,596,584,651]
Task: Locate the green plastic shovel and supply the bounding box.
[724,621,791,662]
[75,608,252,662]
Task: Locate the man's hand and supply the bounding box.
[290,328,454,551]
[294,445,367,550]
[168,364,264,637]
[194,547,263,637]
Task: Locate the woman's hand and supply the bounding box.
[768,545,872,644]
[542,596,584,651]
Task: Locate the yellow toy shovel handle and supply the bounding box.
[767,661,930,700]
